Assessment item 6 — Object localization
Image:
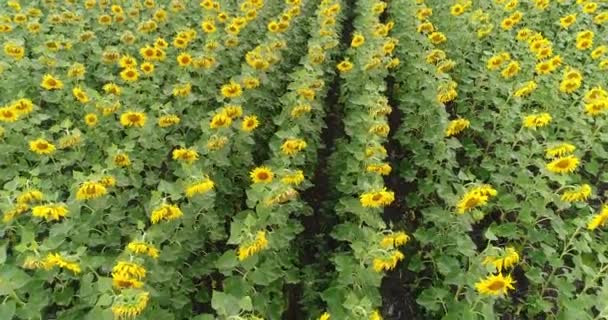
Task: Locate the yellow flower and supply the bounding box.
[140,45,157,61]
[222,105,243,119]
[172,147,199,164]
[103,83,122,95]
[591,45,607,59]
[456,192,488,214]
[119,55,138,68]
[561,184,592,202]
[366,163,392,176]
[141,62,155,75]
[177,52,192,67]
[588,206,608,230]
[17,190,44,205]
[546,156,579,174]
[514,81,537,97]
[370,310,383,320]
[515,28,532,41]
[522,113,551,128]
[84,113,98,127]
[112,261,146,280]
[236,115,257,132]
[201,20,216,33]
[475,273,515,296]
[576,38,593,50]
[428,32,447,44]
[445,119,470,137]
[535,61,554,75]
[545,143,576,158]
[151,203,183,224]
[3,42,24,60]
[372,250,404,272]
[113,153,131,167]
[72,87,90,103]
[482,247,520,272]
[559,79,582,94]
[112,272,144,289]
[12,98,34,116]
[319,312,330,320]
[2,204,29,223]
[417,21,434,33]
[120,67,139,82]
[487,54,507,70]
[43,253,80,274]
[450,4,465,16]
[32,203,69,221]
[337,60,353,73]
[360,188,395,208]
[185,178,215,197]
[281,170,305,185]
[560,14,576,28]
[120,111,147,128]
[127,241,160,259]
[100,176,116,187]
[500,18,515,30]
[237,231,269,260]
[351,33,365,47]
[111,291,150,319]
[76,181,108,200]
[210,113,232,129]
[29,138,56,155]
[220,81,243,98]
[41,74,64,90]
[501,61,520,79]
[281,139,307,156]
[172,83,191,97]
[158,114,181,127]
[583,2,598,14]
[380,232,410,248]
[250,166,274,184]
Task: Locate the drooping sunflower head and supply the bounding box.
[475,273,515,296]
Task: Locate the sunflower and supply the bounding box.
[176,52,192,67]
[281,170,305,185]
[29,138,56,155]
[76,181,108,201]
[319,312,330,320]
[588,206,608,230]
[150,203,183,224]
[158,114,181,127]
[545,143,575,158]
[337,60,353,73]
[501,61,520,79]
[360,188,395,208]
[32,203,69,221]
[103,83,122,95]
[546,155,579,174]
[372,250,405,272]
[0,106,19,122]
[126,241,160,259]
[99,176,116,187]
[220,81,243,98]
[113,153,131,167]
[475,273,515,296]
[84,113,98,127]
[366,163,392,176]
[522,113,551,129]
[119,55,137,68]
[561,184,592,202]
[112,272,143,289]
[514,80,537,98]
[250,166,274,184]
[17,190,44,204]
[210,113,232,129]
[237,231,269,260]
[41,74,64,90]
[445,119,470,137]
[120,111,147,128]
[112,261,146,280]
[172,147,199,164]
[185,178,215,197]
[140,62,155,75]
[428,31,447,44]
[120,67,139,82]
[560,14,576,29]
[456,192,488,214]
[351,33,365,47]
[281,139,307,156]
[111,291,150,319]
[450,4,464,16]
[42,252,80,273]
[12,98,34,116]
[72,87,90,103]
[483,247,520,272]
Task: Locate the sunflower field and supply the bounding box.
[3,0,608,319]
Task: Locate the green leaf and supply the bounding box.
[211,291,241,316]
[0,300,15,319]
